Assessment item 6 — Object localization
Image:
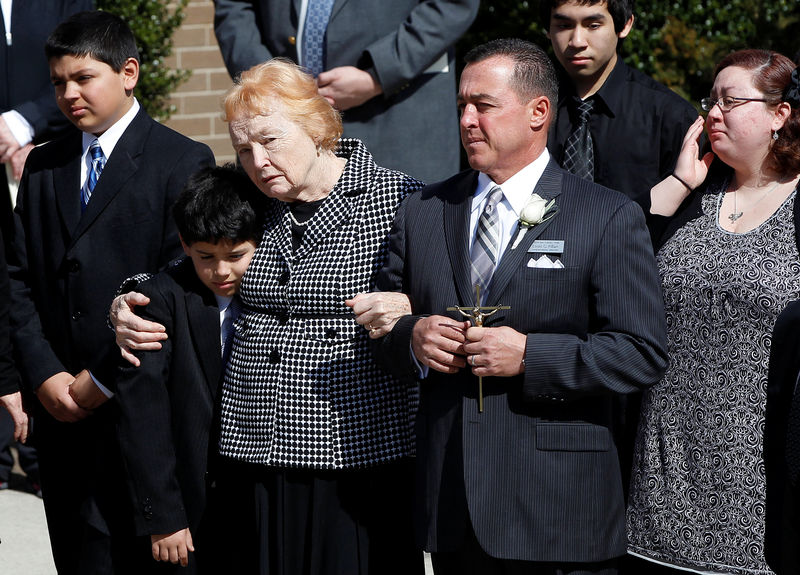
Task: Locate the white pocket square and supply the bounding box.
[527,255,564,269]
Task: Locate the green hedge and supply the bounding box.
[460,1,800,107]
[95,0,189,121]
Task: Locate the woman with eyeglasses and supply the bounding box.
[625,49,800,575]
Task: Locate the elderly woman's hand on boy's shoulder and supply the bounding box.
[111,292,168,367]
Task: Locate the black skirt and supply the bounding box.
[208,457,423,575]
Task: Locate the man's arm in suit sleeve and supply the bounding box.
[0,232,20,396]
[373,195,424,380]
[364,0,480,97]
[372,194,469,378]
[115,281,189,536]
[522,201,668,399]
[214,0,273,79]
[7,161,91,420]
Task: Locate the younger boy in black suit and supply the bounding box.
[114,165,263,574]
[8,10,214,574]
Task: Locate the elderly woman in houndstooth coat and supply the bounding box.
[113,58,422,574]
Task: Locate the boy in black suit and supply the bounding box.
[114,165,263,574]
[8,11,214,574]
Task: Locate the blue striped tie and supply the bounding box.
[470,185,504,303]
[302,0,335,77]
[82,140,105,211]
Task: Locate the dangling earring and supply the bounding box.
[773,130,779,141]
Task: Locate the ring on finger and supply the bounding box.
[471,355,476,366]
[367,323,374,331]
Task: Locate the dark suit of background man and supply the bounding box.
[764,300,800,575]
[213,0,479,184]
[377,39,667,574]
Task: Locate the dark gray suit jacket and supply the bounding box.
[213,0,479,184]
[378,159,668,562]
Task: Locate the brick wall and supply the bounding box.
[164,1,235,163]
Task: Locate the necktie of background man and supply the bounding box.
[562,97,595,181]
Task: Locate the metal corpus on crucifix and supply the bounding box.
[447,285,510,413]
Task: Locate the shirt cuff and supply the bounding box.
[410,344,428,379]
[1,111,34,147]
[89,371,115,398]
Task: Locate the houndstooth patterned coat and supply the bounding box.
[218,139,424,469]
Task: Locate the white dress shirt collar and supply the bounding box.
[469,149,551,257]
[80,98,140,187]
[81,98,140,158]
[472,149,551,217]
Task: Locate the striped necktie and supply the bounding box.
[302,0,335,77]
[470,185,504,302]
[82,139,105,211]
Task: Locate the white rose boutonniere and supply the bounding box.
[511,193,557,249]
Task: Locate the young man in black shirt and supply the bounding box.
[541,0,697,213]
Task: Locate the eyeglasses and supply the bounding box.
[700,96,767,112]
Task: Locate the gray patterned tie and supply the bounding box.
[302,0,335,77]
[470,185,504,302]
[562,96,595,181]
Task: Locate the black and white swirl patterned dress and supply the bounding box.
[627,180,800,575]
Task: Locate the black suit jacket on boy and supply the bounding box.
[115,258,222,542]
[8,107,213,560]
[378,159,668,562]
[10,108,213,392]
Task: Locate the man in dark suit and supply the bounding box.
[8,11,213,574]
[377,39,667,574]
[212,0,479,184]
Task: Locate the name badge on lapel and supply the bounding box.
[527,240,565,269]
[528,240,564,254]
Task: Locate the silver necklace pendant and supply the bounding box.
[729,211,743,222]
